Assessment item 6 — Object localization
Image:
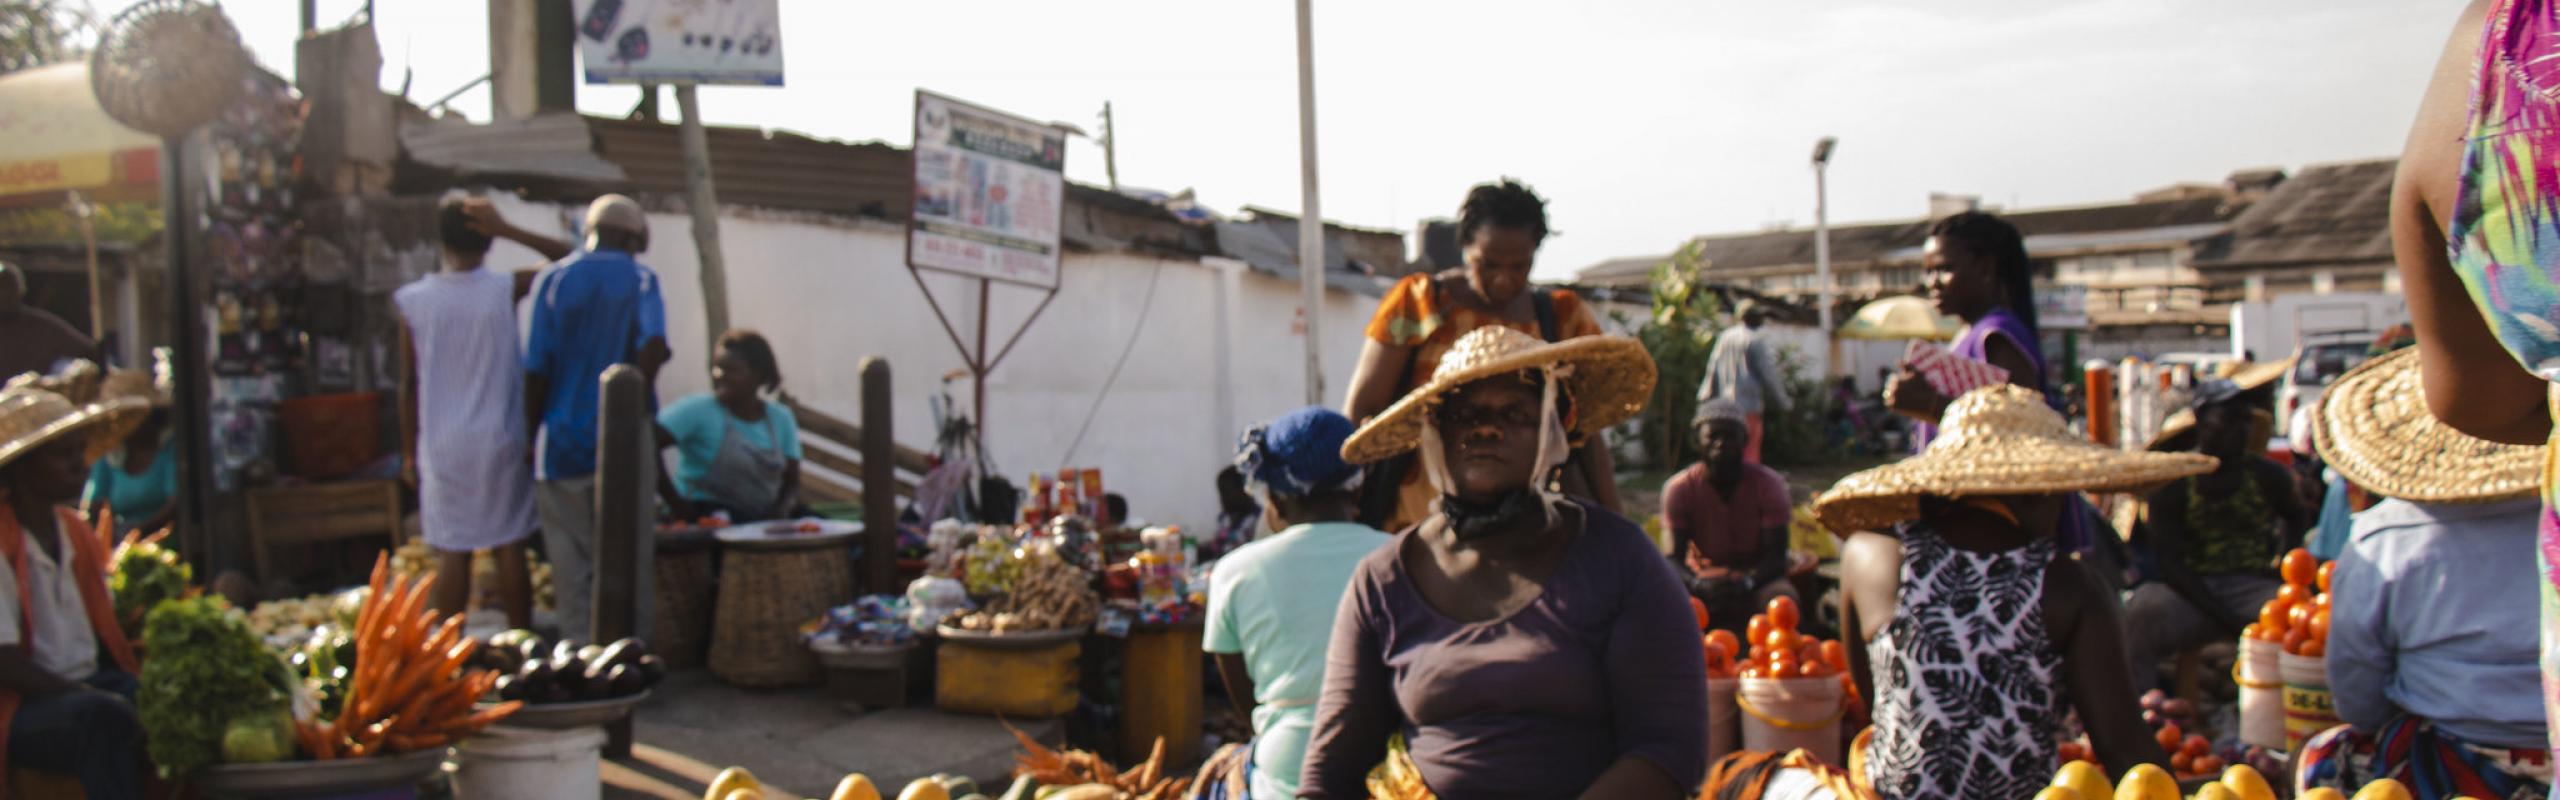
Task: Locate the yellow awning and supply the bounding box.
[0,62,159,201]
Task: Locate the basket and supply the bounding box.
[651,544,715,669]
[708,543,851,687]
[278,392,382,479]
[814,641,913,709]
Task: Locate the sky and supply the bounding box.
[223,0,2460,280]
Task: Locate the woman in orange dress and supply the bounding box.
[1343,179,1618,532]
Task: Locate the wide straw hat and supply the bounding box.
[1341,327,1656,465]
[0,371,147,472]
[1814,384,2217,534]
[2146,406,2276,453]
[2314,347,2538,503]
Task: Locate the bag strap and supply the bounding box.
[1531,288,1559,343]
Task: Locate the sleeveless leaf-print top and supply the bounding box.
[1863,523,2062,800]
[2449,0,2560,754]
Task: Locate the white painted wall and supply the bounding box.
[472,195,1374,535]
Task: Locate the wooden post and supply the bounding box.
[163,136,215,574]
[674,84,731,346]
[593,364,644,758]
[861,359,896,593]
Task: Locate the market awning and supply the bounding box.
[0,62,160,206]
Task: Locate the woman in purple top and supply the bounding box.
[1305,327,1704,799]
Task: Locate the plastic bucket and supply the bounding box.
[2236,637,2285,750]
[1707,678,1740,765]
[449,724,606,800]
[2279,652,2338,752]
[1739,676,1844,766]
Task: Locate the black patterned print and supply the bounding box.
[1862,522,2063,800]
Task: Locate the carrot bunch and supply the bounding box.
[294,553,521,758]
[2244,548,2333,657]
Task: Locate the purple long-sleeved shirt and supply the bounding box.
[1299,502,1709,798]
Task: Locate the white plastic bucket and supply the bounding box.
[1707,678,1740,766]
[2279,651,2339,752]
[1738,676,1844,766]
[2236,637,2285,750]
[449,724,607,800]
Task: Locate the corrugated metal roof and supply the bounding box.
[587,116,910,221]
[2193,159,2395,269]
[400,112,626,185]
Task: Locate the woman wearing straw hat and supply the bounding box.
[2124,380,2308,693]
[1822,384,2197,798]
[2293,347,2549,800]
[1302,326,1705,799]
[81,364,175,539]
[0,370,146,799]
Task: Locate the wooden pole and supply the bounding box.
[860,359,896,593]
[163,137,215,575]
[71,192,103,341]
[674,84,731,346]
[593,364,645,758]
[1293,0,1325,406]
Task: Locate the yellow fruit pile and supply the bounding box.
[2045,760,2413,800]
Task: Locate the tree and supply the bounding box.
[0,0,96,75]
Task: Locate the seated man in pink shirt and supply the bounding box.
[1661,399,1797,627]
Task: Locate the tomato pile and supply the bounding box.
[2245,548,2333,657]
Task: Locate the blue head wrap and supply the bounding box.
[1234,406,1363,498]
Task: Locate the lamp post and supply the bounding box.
[1812,136,1837,377]
[1294,0,1325,405]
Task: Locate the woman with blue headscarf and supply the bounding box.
[1196,406,1391,800]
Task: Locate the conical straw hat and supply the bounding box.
[1814,384,2217,534]
[1341,327,1656,465]
[2313,347,2537,504]
[0,371,146,471]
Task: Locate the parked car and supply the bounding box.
[2279,337,2375,429]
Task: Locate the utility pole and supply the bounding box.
[675,84,731,344]
[1294,0,1325,405]
[1101,102,1119,192]
[1812,136,1837,377]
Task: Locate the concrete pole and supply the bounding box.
[1101,102,1119,193]
[1813,139,1835,378]
[1294,0,1325,405]
[860,359,896,593]
[593,364,645,758]
[675,84,732,346]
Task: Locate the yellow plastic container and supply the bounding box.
[935,639,1080,718]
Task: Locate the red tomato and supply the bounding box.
[2288,603,2314,631]
[2155,722,2182,752]
[2317,560,2336,593]
[1747,616,1771,654]
[2308,609,2331,644]
[2170,751,2194,774]
[1770,651,1799,676]
[1768,596,1801,632]
[1707,630,1741,658]
[1796,660,1826,679]
[1690,597,1711,631]
[2275,584,2305,608]
[1764,629,1800,656]
[2259,602,2290,636]
[2194,756,2225,775]
[2282,548,2317,587]
[1820,640,1849,670]
[2283,626,2312,655]
[2182,736,2210,758]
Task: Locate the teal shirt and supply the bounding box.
[1203,521,1390,800]
[656,393,802,504]
[84,446,176,534]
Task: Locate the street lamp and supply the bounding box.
[1812,136,1837,377]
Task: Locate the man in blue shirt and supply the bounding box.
[523,194,669,644]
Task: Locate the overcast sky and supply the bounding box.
[227,1,2458,280]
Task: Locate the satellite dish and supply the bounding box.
[88,0,249,139]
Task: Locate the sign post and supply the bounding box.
[905,90,1069,443]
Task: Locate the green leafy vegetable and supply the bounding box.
[139,596,286,776]
[110,540,190,637]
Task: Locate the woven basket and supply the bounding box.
[651,546,715,669]
[90,0,249,138]
[708,545,851,687]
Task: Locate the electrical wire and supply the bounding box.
[1056,258,1167,468]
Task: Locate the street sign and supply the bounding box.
[908,90,1067,289]
[571,0,784,86]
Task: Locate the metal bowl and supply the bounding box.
[482,689,651,729]
[192,747,446,798]
[935,625,1086,649]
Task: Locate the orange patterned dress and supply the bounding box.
[1362,272,1603,530]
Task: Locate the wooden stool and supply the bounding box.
[653,534,717,669]
[708,533,854,688]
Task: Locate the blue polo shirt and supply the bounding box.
[523,248,666,481]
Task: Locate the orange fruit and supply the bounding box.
[1768,596,1801,632]
[2157,722,2183,752]
[1690,597,1711,631]
[1707,630,1741,657]
[1821,640,1849,670]
[2282,549,2317,587]
[2317,561,2336,593]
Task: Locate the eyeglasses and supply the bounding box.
[1433,402,1540,431]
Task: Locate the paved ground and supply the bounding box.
[606,668,1062,799]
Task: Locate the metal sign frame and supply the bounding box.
[904,90,1066,440]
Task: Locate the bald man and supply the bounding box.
[0,262,98,383]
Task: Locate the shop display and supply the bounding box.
[137,595,296,777]
[2042,761,2355,800]
[944,554,1098,635]
[476,630,666,705]
[293,555,521,759]
[1010,726,1190,800]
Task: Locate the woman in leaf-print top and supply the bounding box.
[2396,0,2560,755]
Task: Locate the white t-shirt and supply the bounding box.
[0,527,100,682]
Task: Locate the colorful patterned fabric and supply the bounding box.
[2294,719,2551,800]
[1362,273,1603,530]
[2449,0,2560,755]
